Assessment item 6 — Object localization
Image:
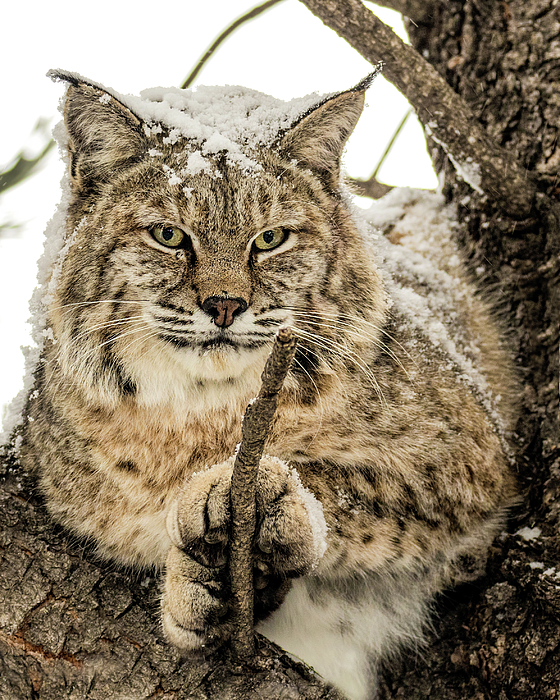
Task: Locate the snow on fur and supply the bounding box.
[355,188,510,449]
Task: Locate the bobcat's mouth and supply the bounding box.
[158,331,269,352]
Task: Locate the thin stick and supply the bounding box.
[348,108,412,199]
[229,327,298,659]
[180,0,286,89]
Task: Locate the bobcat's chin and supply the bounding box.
[126,335,269,411]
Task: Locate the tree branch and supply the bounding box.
[181,0,286,89]
[348,177,393,198]
[229,328,298,658]
[299,0,537,219]
[347,108,412,199]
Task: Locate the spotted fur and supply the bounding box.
[19,74,517,700]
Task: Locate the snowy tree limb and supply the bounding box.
[230,328,298,658]
[299,0,537,219]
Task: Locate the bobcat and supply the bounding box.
[15,69,517,700]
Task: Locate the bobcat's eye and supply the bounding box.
[253,228,288,252]
[150,225,185,248]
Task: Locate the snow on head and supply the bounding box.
[136,84,322,150]
[46,69,329,176]
[130,83,326,173]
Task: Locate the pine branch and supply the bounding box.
[298,0,537,219]
[229,327,298,658]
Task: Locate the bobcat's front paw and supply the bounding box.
[162,545,231,652]
[162,456,327,651]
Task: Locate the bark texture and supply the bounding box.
[383,1,560,697]
[0,449,344,700]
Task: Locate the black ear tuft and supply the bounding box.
[277,69,381,189]
[49,70,146,193]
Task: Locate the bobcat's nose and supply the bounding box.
[201,295,248,328]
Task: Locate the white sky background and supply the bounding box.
[0,0,437,418]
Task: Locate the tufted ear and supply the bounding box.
[50,70,146,193]
[277,75,375,189]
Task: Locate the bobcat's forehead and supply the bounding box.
[128,144,330,246]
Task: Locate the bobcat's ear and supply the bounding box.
[278,77,373,189]
[50,70,146,192]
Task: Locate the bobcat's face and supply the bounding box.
[48,74,384,409]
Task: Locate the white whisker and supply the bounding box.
[290,307,416,365]
[52,299,149,313]
[293,327,388,408]
[291,312,413,382]
[291,354,324,444]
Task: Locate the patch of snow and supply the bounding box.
[447,153,484,195]
[354,188,510,450]
[49,70,327,176]
[424,123,484,195]
[290,465,328,566]
[529,561,544,569]
[184,151,213,176]
[516,526,542,541]
[162,164,182,186]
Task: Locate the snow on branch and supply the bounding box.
[299,0,537,220]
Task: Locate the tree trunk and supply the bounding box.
[378,1,560,697]
[1,1,558,699]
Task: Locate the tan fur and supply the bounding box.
[18,73,517,700]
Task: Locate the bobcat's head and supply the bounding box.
[47,71,385,411]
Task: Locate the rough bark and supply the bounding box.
[364,1,559,698]
[1,1,559,699]
[300,0,538,218]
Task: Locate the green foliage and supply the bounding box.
[0,121,54,195]
[0,119,54,236]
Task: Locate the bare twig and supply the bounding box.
[181,0,286,89]
[348,108,411,199]
[229,328,298,659]
[298,0,537,219]
[348,176,393,199]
